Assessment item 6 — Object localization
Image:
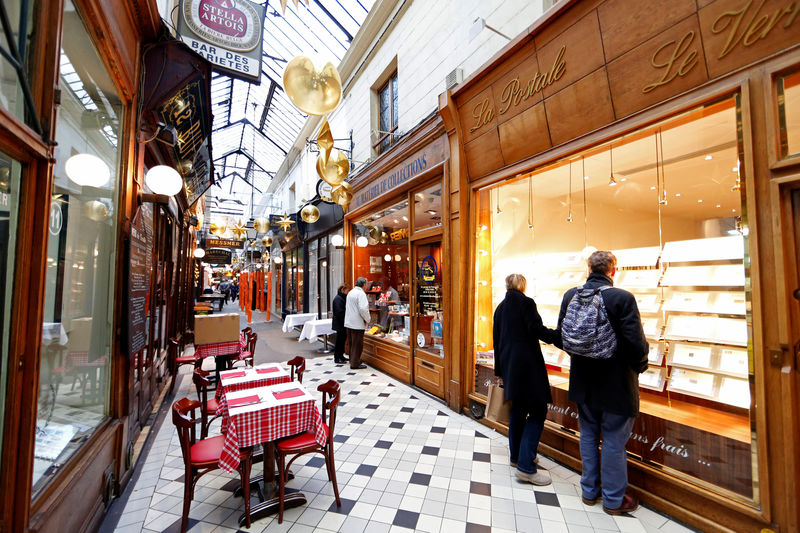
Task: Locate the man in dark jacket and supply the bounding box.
[494,273,560,485]
[557,251,648,515]
[331,284,350,364]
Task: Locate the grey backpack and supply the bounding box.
[561,285,617,359]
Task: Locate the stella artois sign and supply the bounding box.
[178,0,265,83]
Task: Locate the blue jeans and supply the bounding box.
[508,402,544,474]
[577,403,635,509]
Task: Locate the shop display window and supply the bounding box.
[474,96,757,499]
[33,0,123,498]
[413,182,442,232]
[353,199,410,344]
[0,151,21,463]
[0,0,36,123]
[778,69,800,159]
[308,240,318,315]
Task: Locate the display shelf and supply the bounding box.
[664,315,747,346]
[642,316,662,339]
[648,342,665,365]
[668,367,717,399]
[612,246,662,268]
[639,366,666,391]
[616,269,662,289]
[634,292,662,314]
[663,290,746,315]
[661,264,745,287]
[717,376,751,408]
[661,236,744,263]
[666,342,749,378]
[717,346,749,377]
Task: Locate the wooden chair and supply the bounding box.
[287,355,305,383]
[171,398,252,532]
[169,338,199,393]
[192,369,220,439]
[231,331,255,368]
[275,379,341,523]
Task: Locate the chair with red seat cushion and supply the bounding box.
[275,379,341,523]
[172,398,251,532]
[231,331,256,368]
[192,369,220,439]
[287,355,305,383]
[169,338,199,393]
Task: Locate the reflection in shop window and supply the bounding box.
[0,0,37,123]
[413,182,442,232]
[474,95,756,500]
[353,200,410,345]
[33,0,122,499]
[0,152,22,464]
[778,70,800,159]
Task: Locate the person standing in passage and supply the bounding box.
[557,251,648,515]
[332,283,350,365]
[344,277,370,369]
[494,273,560,486]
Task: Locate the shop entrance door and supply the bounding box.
[411,240,445,398]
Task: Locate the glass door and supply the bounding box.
[412,239,445,397]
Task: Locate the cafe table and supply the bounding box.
[220,382,327,525]
[297,318,335,353]
[215,364,292,427]
[281,312,318,333]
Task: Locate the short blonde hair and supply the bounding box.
[505,273,527,292]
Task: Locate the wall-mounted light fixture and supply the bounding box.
[193,248,206,258]
[145,165,182,196]
[65,153,110,187]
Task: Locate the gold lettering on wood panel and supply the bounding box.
[642,31,699,93]
[469,46,567,133]
[712,0,799,59]
[470,98,495,133]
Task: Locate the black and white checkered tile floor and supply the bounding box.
[106,355,694,533]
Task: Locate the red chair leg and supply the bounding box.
[277,451,286,524]
[326,448,341,506]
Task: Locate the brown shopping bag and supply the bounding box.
[485,383,511,424]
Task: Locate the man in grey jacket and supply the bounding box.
[344,277,371,369]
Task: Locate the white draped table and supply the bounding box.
[281,313,319,333]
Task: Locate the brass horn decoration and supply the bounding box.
[262,235,273,247]
[317,117,334,166]
[367,225,381,244]
[209,221,227,237]
[283,56,342,116]
[316,149,349,187]
[254,217,270,233]
[300,203,320,223]
[232,220,247,240]
[330,181,353,209]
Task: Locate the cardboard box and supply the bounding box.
[194,313,240,345]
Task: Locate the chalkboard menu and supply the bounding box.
[127,204,152,355]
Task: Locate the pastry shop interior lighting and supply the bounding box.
[705,155,713,160]
[607,144,617,186]
[193,248,205,258]
[145,165,183,196]
[402,215,408,221]
[394,254,401,261]
[478,280,488,286]
[478,249,488,256]
[330,234,344,247]
[384,254,392,262]
[65,153,110,187]
[480,225,487,231]
[356,235,368,247]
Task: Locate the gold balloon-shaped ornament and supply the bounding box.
[254,217,270,233]
[262,235,273,247]
[330,181,353,208]
[317,117,334,166]
[316,149,349,187]
[209,221,227,237]
[300,204,320,223]
[283,56,342,116]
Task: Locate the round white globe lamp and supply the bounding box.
[65,153,110,187]
[193,248,205,259]
[145,165,183,196]
[356,236,368,247]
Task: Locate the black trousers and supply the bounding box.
[333,329,347,361]
[346,328,365,368]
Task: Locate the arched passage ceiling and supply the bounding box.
[207,0,374,222]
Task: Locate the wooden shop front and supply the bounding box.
[439,0,800,531]
[345,115,454,402]
[0,2,207,532]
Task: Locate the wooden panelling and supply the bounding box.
[464,128,505,179]
[607,15,709,120]
[597,0,697,62]
[536,11,606,99]
[533,0,606,50]
[489,48,543,125]
[414,357,445,397]
[698,0,800,79]
[544,67,615,146]
[457,86,499,145]
[362,337,412,383]
[498,102,551,166]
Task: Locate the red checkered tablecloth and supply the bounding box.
[194,341,240,359]
[67,352,108,367]
[215,367,292,430]
[218,386,328,473]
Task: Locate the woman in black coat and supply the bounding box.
[493,273,560,486]
[331,284,350,364]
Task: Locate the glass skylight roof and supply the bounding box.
[209,0,374,220]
